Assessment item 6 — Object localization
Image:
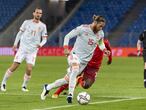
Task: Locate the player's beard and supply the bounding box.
[34,16,41,21]
[93,26,99,34]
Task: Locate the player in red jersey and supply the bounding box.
[52,39,112,98]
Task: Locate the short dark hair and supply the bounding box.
[34,7,42,12]
[92,15,106,23]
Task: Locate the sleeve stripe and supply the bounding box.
[42,36,48,38]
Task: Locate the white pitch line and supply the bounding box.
[33,104,78,110]
[0,92,39,96]
[0,92,141,99]
[0,92,146,110]
[89,97,144,105]
[33,97,146,110]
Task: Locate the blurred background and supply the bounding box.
[0,0,145,56]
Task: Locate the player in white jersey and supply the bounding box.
[1,8,48,92]
[41,15,110,103]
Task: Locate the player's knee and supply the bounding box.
[27,67,33,73]
[10,62,20,72]
[72,63,79,73]
[28,67,32,72]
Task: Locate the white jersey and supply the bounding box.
[64,24,105,63]
[15,19,48,53]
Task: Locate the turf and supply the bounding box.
[0,56,146,110]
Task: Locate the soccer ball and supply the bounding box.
[77,92,90,105]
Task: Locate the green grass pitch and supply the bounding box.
[0,56,146,110]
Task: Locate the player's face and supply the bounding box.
[92,21,105,33]
[33,9,42,20]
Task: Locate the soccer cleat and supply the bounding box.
[1,84,6,92]
[41,84,49,100]
[22,86,29,92]
[67,94,73,103]
[52,94,59,99]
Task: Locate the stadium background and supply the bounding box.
[0,0,146,110]
[0,0,145,56]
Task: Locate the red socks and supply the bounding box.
[54,84,68,95]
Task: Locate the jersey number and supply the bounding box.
[31,30,36,36]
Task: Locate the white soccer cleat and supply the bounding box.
[41,84,49,100]
[22,86,29,92]
[1,84,6,92]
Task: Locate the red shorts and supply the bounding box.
[82,66,99,82]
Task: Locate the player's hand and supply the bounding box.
[12,45,17,52]
[137,50,141,56]
[107,60,112,65]
[36,44,41,48]
[64,48,70,56]
[103,49,110,56]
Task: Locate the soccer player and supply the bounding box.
[52,39,112,98]
[137,30,146,87]
[0,8,48,92]
[41,15,110,103]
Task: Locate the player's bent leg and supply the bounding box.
[81,66,97,89]
[52,84,68,98]
[1,62,20,92]
[41,77,68,100]
[9,62,21,72]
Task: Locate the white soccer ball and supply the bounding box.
[77,92,90,105]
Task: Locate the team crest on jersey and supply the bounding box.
[38,27,41,32]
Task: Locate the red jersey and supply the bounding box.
[87,39,112,69]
